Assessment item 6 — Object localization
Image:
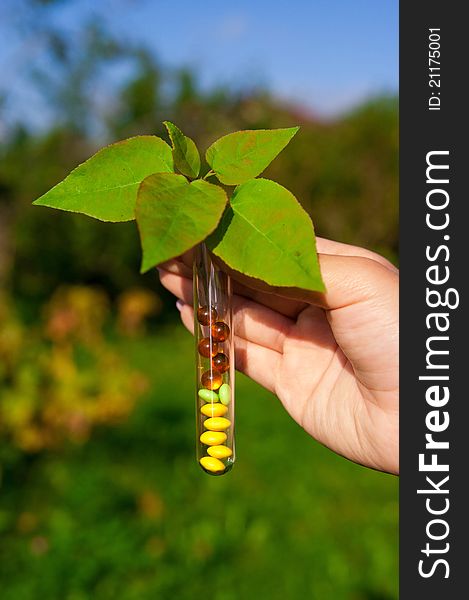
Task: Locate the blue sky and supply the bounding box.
[0,0,398,129]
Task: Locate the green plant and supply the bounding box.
[33,123,324,291]
[0,289,147,455]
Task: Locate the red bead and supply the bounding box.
[197,306,217,326]
[211,321,230,342]
[212,353,229,373]
[198,337,218,358]
[201,370,223,390]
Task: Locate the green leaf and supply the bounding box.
[164,121,201,179]
[33,136,174,222]
[205,127,299,185]
[136,173,228,273]
[207,178,324,291]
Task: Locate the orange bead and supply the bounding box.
[212,353,229,373]
[198,337,218,358]
[201,370,223,390]
[211,321,230,342]
[197,306,217,326]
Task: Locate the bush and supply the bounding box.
[0,287,147,457]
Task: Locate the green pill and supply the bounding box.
[198,389,219,403]
[219,383,231,406]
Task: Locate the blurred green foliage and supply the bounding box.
[0,287,148,458]
[0,328,398,600]
[0,25,397,308]
[1,92,398,313]
[0,11,398,599]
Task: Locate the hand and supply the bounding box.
[158,238,399,475]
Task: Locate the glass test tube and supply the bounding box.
[193,243,235,475]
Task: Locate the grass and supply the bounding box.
[0,326,398,599]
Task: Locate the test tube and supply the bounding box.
[193,244,235,475]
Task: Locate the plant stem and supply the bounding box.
[203,170,215,180]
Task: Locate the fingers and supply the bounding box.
[158,238,398,316]
[219,253,398,312]
[159,267,294,353]
[176,300,280,393]
[158,265,192,303]
[233,296,292,353]
[233,336,280,393]
[316,237,398,274]
[175,299,194,332]
[159,257,192,279]
[158,259,306,318]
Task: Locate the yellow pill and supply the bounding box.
[200,431,227,446]
[200,403,228,417]
[204,417,231,431]
[200,456,225,473]
[207,445,232,459]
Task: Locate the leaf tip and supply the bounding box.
[285,125,300,140]
[316,279,327,293]
[32,194,52,208]
[139,256,154,275]
[163,120,179,141]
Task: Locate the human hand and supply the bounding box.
[158,238,399,475]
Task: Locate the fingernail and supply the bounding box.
[176,300,184,312]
